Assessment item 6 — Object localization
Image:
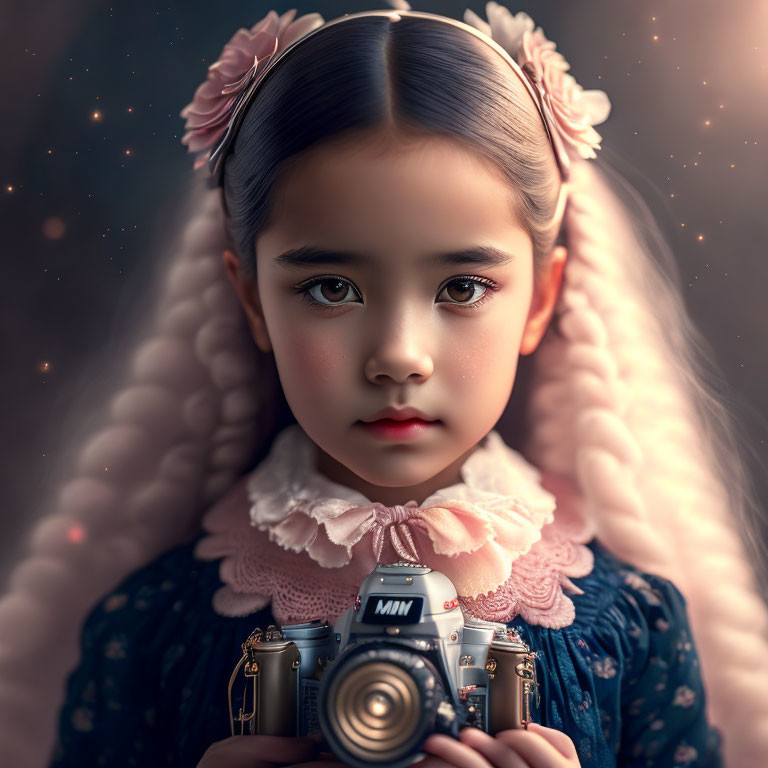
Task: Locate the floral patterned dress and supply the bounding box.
[49,533,723,767]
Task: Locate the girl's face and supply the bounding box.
[224,129,565,505]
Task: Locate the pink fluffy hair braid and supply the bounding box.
[0,180,284,768]
[525,157,768,767]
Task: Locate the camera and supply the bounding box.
[228,562,539,768]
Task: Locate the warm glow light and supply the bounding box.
[67,525,86,544]
[704,120,711,126]
[697,235,704,241]
[91,110,102,121]
[6,185,13,192]
[37,360,52,373]
[42,216,66,240]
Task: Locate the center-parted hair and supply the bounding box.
[220,15,561,280]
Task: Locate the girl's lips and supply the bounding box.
[356,417,440,441]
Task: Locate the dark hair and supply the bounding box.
[221,14,562,280]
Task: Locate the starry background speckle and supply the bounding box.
[1,0,766,584]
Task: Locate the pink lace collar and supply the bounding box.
[195,425,595,628]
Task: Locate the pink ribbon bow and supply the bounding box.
[368,501,424,563]
[261,494,550,597]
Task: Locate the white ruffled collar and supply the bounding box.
[247,423,559,526]
[195,424,595,628]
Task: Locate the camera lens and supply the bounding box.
[319,643,448,768]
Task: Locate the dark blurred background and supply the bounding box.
[1,0,766,584]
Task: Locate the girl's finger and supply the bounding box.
[411,756,461,768]
[291,762,348,767]
[494,729,567,768]
[458,728,529,768]
[197,735,319,768]
[314,752,351,765]
[525,723,579,760]
[421,733,496,768]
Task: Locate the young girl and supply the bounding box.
[2,2,767,767]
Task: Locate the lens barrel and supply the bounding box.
[319,643,448,768]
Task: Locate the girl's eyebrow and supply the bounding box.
[273,244,517,269]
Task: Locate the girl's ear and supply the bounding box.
[520,245,567,356]
[221,249,273,353]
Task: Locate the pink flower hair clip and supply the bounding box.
[179,8,324,173]
[462,1,611,177]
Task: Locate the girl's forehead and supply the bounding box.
[260,132,531,264]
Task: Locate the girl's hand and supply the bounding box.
[196,733,346,768]
[413,724,582,768]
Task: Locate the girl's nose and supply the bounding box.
[363,308,435,385]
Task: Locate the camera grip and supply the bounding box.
[485,646,538,733]
[229,630,301,737]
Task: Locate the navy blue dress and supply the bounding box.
[49,535,723,767]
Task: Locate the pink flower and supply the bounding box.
[673,685,697,708]
[180,8,324,170]
[464,2,611,176]
[674,744,698,764]
[592,656,618,679]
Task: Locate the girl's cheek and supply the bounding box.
[442,320,521,388]
[278,322,349,393]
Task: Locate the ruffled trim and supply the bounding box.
[460,480,595,629]
[195,427,596,628]
[261,494,552,597]
[195,480,362,622]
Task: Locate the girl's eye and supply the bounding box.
[296,277,362,309]
[436,277,499,308]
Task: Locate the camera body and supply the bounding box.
[229,562,539,768]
